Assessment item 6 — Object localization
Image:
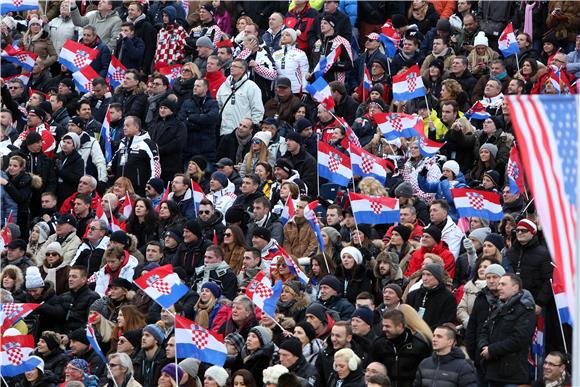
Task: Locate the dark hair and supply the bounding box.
[253,196,272,210]
[433,35,449,45]
[231,369,257,387]
[547,351,568,367]
[356,291,375,304]
[244,174,260,186]
[109,102,123,112]
[196,78,209,89]
[104,245,125,260]
[31,91,46,102]
[383,309,405,325]
[441,100,458,113]
[435,323,457,343]
[244,247,261,258]
[471,256,499,282]
[121,21,135,31]
[206,245,225,259]
[129,1,143,12]
[224,224,246,248]
[173,173,191,190]
[502,272,523,290]
[329,81,346,95]
[74,193,92,205]
[431,199,449,212]
[367,374,392,387]
[327,204,343,216]
[309,254,334,280]
[126,198,159,236]
[277,372,300,387]
[146,240,162,250]
[254,161,273,182]
[92,77,107,87]
[199,198,214,208]
[70,265,88,277]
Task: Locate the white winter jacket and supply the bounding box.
[273,44,309,94]
[217,73,265,136]
[94,253,138,296]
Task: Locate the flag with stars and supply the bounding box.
[507,95,578,325]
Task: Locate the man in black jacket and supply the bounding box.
[284,131,318,195]
[147,98,186,182]
[317,275,354,321]
[197,199,225,243]
[217,118,254,165]
[370,309,431,387]
[279,337,319,386]
[68,328,107,381]
[445,56,477,95]
[114,22,145,71]
[414,325,477,387]
[230,175,265,224]
[173,220,212,281]
[127,2,156,74]
[465,263,505,386]
[60,266,100,333]
[24,273,65,338]
[178,79,219,162]
[246,196,284,245]
[191,245,238,301]
[478,273,536,386]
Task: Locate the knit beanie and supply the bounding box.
[121,329,142,350]
[322,227,341,245]
[68,328,89,345]
[469,227,491,246]
[296,321,316,342]
[442,160,460,177]
[143,324,165,344]
[263,365,289,384]
[484,233,505,251]
[484,263,506,277]
[185,220,203,238]
[179,358,201,379]
[252,227,271,242]
[351,306,373,326]
[483,170,501,188]
[384,283,403,299]
[282,28,300,44]
[147,178,165,195]
[392,225,412,243]
[423,263,444,284]
[319,275,342,294]
[211,172,229,188]
[394,182,414,198]
[205,366,229,387]
[253,131,272,146]
[159,98,177,113]
[480,143,498,159]
[305,303,328,325]
[161,363,184,383]
[225,332,245,354]
[249,326,273,346]
[423,225,442,243]
[68,359,89,373]
[474,31,489,47]
[340,246,362,265]
[34,221,50,244]
[202,282,222,299]
[25,266,45,290]
[45,241,63,256]
[40,332,61,351]
[89,297,112,320]
[278,337,303,357]
[6,223,20,239]
[517,219,537,235]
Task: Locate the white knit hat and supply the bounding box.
[263,365,289,384]
[282,28,301,44]
[204,366,229,387]
[253,131,272,146]
[474,31,488,47]
[442,160,460,177]
[340,246,363,265]
[45,241,63,256]
[25,266,45,290]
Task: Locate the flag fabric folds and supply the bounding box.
[349,143,388,184]
[498,23,520,58]
[392,65,426,101]
[0,0,39,14]
[134,264,188,309]
[305,77,335,111]
[317,141,352,187]
[175,315,227,366]
[1,46,37,71]
[349,192,400,224]
[106,55,127,90]
[73,65,99,93]
[59,39,98,72]
[465,101,492,120]
[507,146,525,195]
[245,271,283,319]
[376,112,423,140]
[451,188,504,221]
[0,334,40,376]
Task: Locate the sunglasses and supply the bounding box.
[252,139,262,144]
[199,210,211,215]
[46,252,59,256]
[515,229,530,234]
[224,233,232,237]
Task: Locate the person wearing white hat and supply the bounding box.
[39,241,70,295]
[418,159,467,222]
[240,131,273,178]
[23,356,55,387]
[272,28,309,94]
[204,365,229,387]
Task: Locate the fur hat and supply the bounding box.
[25,267,45,290]
[340,246,362,265]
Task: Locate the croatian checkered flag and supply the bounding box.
[0,334,41,376]
[245,272,283,320]
[134,264,188,309]
[175,315,227,366]
[451,188,504,221]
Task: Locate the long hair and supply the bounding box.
[231,369,257,387]
[109,177,136,199]
[245,142,270,175]
[309,254,334,280]
[126,198,159,233]
[399,304,433,343]
[158,199,183,220]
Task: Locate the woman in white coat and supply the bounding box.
[272,28,309,95]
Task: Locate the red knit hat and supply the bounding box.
[516,219,537,235]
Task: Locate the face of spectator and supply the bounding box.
[351,316,370,336]
[334,358,350,379]
[383,287,400,306]
[498,275,519,301]
[516,34,530,49]
[432,38,445,55]
[515,225,534,244]
[242,251,259,269]
[82,28,97,45]
[231,302,251,323]
[217,47,231,63]
[252,235,267,250]
[399,207,415,225]
[123,117,140,137]
[106,254,123,272]
[68,269,86,290]
[123,72,139,90]
[440,104,456,125]
[117,335,134,354]
[69,339,88,355]
[543,354,566,382]
[420,232,437,249]
[341,253,356,270]
[199,7,212,22]
[27,92,43,107]
[507,79,522,95]
[429,203,447,223]
[484,80,501,98]
[41,194,57,209]
[73,199,90,217]
[198,203,214,222]
[8,81,24,98]
[65,363,84,381]
[305,313,323,332]
[229,60,246,79]
[127,3,141,19]
[402,39,417,55]
[319,284,337,301]
[268,13,283,30]
[26,111,42,127]
[204,249,221,265]
[451,58,467,75]
[141,331,157,350]
[330,325,350,350]
[326,208,342,226]
[422,269,439,288]
[241,177,258,195]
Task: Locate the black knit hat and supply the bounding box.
[109,277,132,291]
[190,155,207,172]
[322,14,337,29]
[305,303,328,324]
[391,14,408,29]
[252,227,271,242]
[484,233,505,251]
[296,321,316,342]
[160,98,177,113]
[294,119,312,133]
[110,230,129,246]
[279,337,303,357]
[185,219,203,238]
[121,329,142,350]
[392,225,412,243]
[319,275,342,294]
[164,228,184,244]
[423,225,442,243]
[352,306,373,326]
[423,263,445,284]
[69,328,89,345]
[285,131,303,144]
[275,158,294,175]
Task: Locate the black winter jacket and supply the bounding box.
[284,147,318,196]
[59,284,100,333]
[477,290,536,385]
[335,264,373,304]
[287,354,319,386]
[369,329,431,387]
[318,296,355,321]
[148,114,186,182]
[111,88,148,120]
[24,282,65,337]
[37,347,68,383]
[178,93,220,161]
[4,171,32,235]
[217,130,252,165]
[465,287,500,369]
[413,347,477,387]
[504,236,553,307]
[232,343,274,385]
[54,150,84,206]
[173,238,212,280]
[407,284,457,331]
[329,368,365,387]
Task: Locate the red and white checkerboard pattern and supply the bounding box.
[361,154,374,174]
[466,192,485,210]
[73,51,90,69]
[16,54,27,62]
[255,283,274,298]
[6,346,24,365]
[190,326,209,349]
[152,279,171,295]
[328,153,341,172]
[390,118,403,132]
[2,304,23,318]
[407,73,417,92]
[12,0,23,7]
[112,69,124,82]
[370,201,383,214]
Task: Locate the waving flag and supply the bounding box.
[304,200,325,251]
[246,271,282,319]
[156,182,171,213]
[350,143,388,184]
[312,45,342,79]
[336,116,361,149]
[73,66,99,93]
[498,23,519,58]
[191,180,205,216]
[545,65,574,95]
[305,77,335,111]
[451,188,503,221]
[418,136,445,157]
[120,192,133,218]
[0,303,40,332]
[0,334,40,376]
[106,55,126,90]
[392,65,425,101]
[507,95,578,324]
[280,195,296,225]
[59,39,98,72]
[318,141,352,186]
[5,72,31,87]
[0,0,38,14]
[349,192,400,224]
[273,242,309,284]
[553,278,572,325]
[379,20,400,58]
[363,66,372,91]
[158,64,183,87]
[110,214,126,232]
[86,323,107,363]
[376,112,422,140]
[100,107,113,163]
[1,46,38,71]
[95,199,109,229]
[175,315,227,366]
[134,264,188,309]
[465,101,491,120]
[507,146,525,195]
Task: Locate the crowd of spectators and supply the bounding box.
[1,0,579,387]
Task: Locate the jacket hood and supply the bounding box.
[162,5,176,24]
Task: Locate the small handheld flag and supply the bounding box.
[0,334,41,377]
[349,192,400,224]
[106,55,127,90]
[73,66,99,93]
[418,136,445,157]
[507,146,525,195]
[498,23,520,58]
[392,65,425,101]
[306,77,335,111]
[175,315,227,365]
[246,272,283,320]
[86,323,107,363]
[349,143,388,184]
[280,195,296,225]
[59,39,98,72]
[317,141,352,187]
[134,264,188,309]
[100,107,113,163]
[465,101,491,120]
[376,112,423,140]
[451,188,504,221]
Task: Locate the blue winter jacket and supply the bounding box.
[418,171,467,221]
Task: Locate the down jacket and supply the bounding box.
[413,347,477,387]
[94,252,139,296]
[216,73,265,136]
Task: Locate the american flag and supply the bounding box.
[507,95,578,325]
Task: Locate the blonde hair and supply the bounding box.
[182,62,202,79]
[358,177,388,196]
[399,304,433,342]
[244,142,270,175]
[441,79,463,101]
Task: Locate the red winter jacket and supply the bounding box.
[405,241,456,278]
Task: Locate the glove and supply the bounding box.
[463,238,476,255]
[419,166,428,177]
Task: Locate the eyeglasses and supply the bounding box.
[88,226,102,231]
[544,361,563,367]
[152,82,164,86]
[118,338,127,344]
[515,229,529,234]
[224,233,232,237]
[46,252,59,256]
[199,210,211,215]
[109,363,121,368]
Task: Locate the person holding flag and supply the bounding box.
[283,197,320,260]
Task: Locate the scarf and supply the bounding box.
[42,258,67,288]
[24,29,44,46]
[235,130,252,163]
[491,70,508,81]
[546,370,567,387]
[255,212,270,228]
[194,297,215,329]
[105,251,130,283]
[523,1,536,40]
